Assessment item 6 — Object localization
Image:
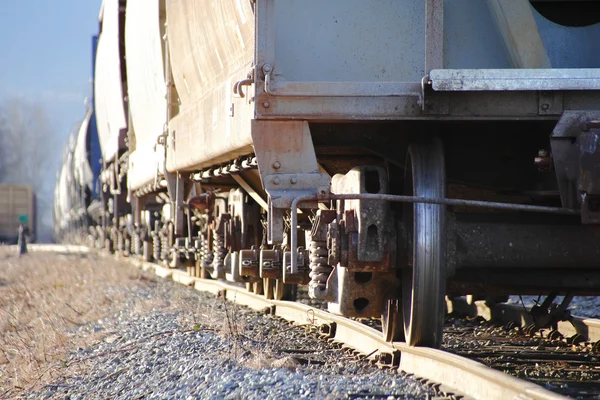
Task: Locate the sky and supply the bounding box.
[0,1,103,240]
[0,0,102,142]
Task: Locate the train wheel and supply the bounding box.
[263,278,275,300]
[382,299,404,342]
[200,265,210,279]
[274,280,297,301]
[253,279,264,295]
[402,136,446,348]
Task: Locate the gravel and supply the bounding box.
[26,272,436,400]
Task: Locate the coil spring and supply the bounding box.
[200,234,213,267]
[130,231,136,254]
[117,230,124,252]
[213,233,226,270]
[309,240,331,292]
[132,232,141,256]
[160,233,169,261]
[153,234,160,261]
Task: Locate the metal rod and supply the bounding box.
[330,193,580,215]
[290,195,317,275]
[288,192,579,276]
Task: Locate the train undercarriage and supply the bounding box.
[88,117,600,349]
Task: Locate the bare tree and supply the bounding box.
[0,97,57,241]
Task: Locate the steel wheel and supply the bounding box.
[263,278,275,299]
[402,136,446,348]
[274,280,297,301]
[382,299,404,342]
[253,279,264,295]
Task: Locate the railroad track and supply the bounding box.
[25,244,600,400]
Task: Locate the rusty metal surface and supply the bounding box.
[331,167,393,266]
[251,120,330,210]
[450,213,600,269]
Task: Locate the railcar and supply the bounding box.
[0,184,36,244]
[71,0,600,348]
[54,37,103,244]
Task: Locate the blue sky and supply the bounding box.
[0,1,102,139]
[0,1,102,240]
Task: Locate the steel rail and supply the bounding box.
[24,245,574,399]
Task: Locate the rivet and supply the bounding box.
[290,177,298,184]
[273,177,281,185]
[263,102,270,108]
[272,161,281,170]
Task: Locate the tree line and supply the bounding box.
[0,97,57,242]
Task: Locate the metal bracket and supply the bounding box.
[551,111,600,211]
[165,172,185,236]
[539,91,563,116]
[251,120,331,212]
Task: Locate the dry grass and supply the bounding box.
[0,246,320,397]
[0,248,154,397]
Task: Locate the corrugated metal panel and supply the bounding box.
[166,0,255,171]
[94,0,126,163]
[0,185,34,239]
[73,109,94,190]
[125,0,167,152]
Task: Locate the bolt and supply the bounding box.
[290,177,298,184]
[273,177,281,185]
[272,161,281,170]
[263,102,270,108]
[541,103,550,111]
[262,64,273,73]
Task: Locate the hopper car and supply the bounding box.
[53,37,103,243]
[56,0,600,348]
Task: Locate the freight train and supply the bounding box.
[54,0,600,348]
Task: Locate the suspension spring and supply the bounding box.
[131,231,137,255]
[213,232,226,271]
[200,234,213,267]
[160,232,169,261]
[117,230,124,252]
[309,240,331,295]
[152,233,160,261]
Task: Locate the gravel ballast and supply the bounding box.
[17,253,436,400]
